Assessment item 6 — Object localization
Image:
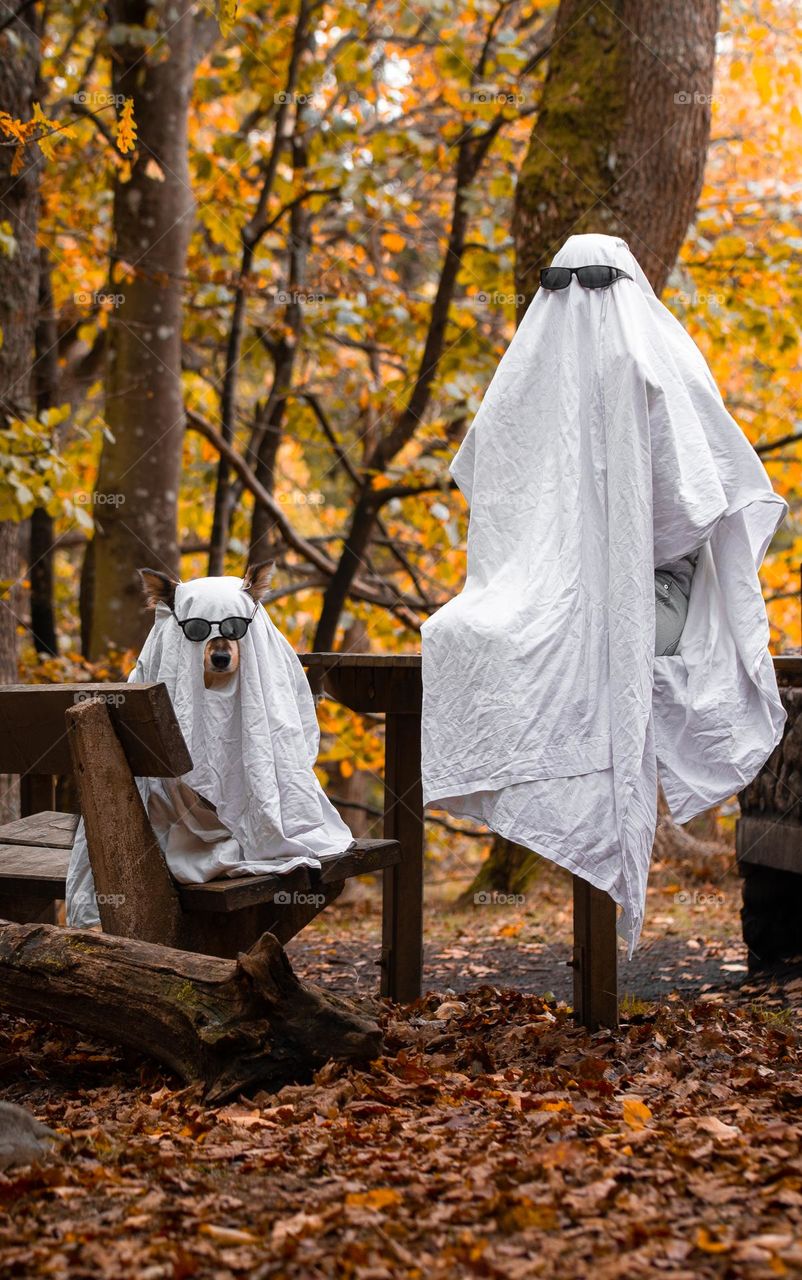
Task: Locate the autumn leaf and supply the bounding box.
[199,1224,259,1245]
[115,98,137,154]
[622,1097,652,1129]
[218,0,238,35]
[696,1227,731,1254]
[345,1188,401,1210]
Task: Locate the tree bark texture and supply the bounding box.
[0,921,382,1103]
[89,0,195,656]
[0,11,40,820]
[513,0,720,307]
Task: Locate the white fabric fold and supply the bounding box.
[421,232,787,952]
[67,576,353,927]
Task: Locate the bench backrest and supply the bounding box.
[0,683,191,777]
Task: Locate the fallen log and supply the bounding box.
[0,921,382,1103]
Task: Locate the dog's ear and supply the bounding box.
[138,568,180,611]
[241,561,274,602]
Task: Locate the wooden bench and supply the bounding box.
[303,655,617,1029]
[0,653,424,1002]
[736,654,802,968]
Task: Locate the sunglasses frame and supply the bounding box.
[171,601,260,642]
[539,265,633,291]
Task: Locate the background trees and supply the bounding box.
[0,0,800,837]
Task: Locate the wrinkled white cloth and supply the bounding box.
[67,576,353,927]
[421,232,787,952]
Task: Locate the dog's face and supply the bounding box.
[203,634,240,685]
[138,563,274,690]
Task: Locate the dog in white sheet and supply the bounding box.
[65,564,353,928]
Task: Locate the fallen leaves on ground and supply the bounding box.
[1,984,802,1278]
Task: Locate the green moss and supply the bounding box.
[514,0,631,303]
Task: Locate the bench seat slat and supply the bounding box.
[0,844,69,892]
[0,812,79,848]
[178,839,402,913]
[0,836,401,916]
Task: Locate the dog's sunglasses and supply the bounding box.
[171,602,259,642]
[540,264,633,291]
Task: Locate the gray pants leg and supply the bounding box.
[655,572,689,656]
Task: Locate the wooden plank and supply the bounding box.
[0,844,69,891]
[319,839,400,884]
[179,839,401,914]
[381,711,424,1003]
[179,865,313,914]
[774,655,802,684]
[736,814,802,874]
[572,877,618,1031]
[0,683,191,778]
[300,653,422,714]
[300,654,422,668]
[20,774,55,817]
[66,698,183,947]
[0,811,78,848]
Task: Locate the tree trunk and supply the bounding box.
[30,251,60,657]
[0,922,381,1103]
[472,0,723,892]
[0,10,41,820]
[455,835,543,909]
[89,0,195,657]
[513,0,720,306]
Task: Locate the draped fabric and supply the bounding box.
[421,233,787,951]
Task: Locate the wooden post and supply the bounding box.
[16,777,59,923]
[381,710,424,1003]
[20,774,55,818]
[65,697,184,947]
[572,876,618,1030]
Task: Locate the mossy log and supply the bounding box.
[0,921,381,1103]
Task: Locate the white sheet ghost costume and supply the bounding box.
[421,233,787,952]
[67,575,354,928]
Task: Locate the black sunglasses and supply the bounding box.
[171,601,259,642]
[540,265,633,291]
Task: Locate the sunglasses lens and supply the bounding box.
[576,265,617,288]
[540,267,572,290]
[219,616,248,640]
[183,618,211,641]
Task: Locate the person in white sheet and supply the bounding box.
[421,233,787,953]
[66,566,354,929]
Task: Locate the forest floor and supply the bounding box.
[2,850,802,1279]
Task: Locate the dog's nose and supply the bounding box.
[211,651,231,670]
